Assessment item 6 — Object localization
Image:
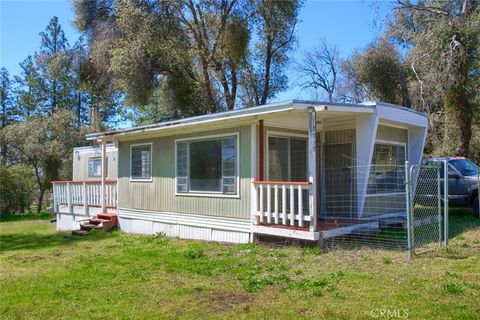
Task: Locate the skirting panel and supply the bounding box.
[56,213,89,231]
[118,208,251,244]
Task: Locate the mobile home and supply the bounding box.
[52,100,428,243]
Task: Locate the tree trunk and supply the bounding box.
[37,187,46,213]
[260,38,273,105]
[399,71,411,108]
[444,86,472,157]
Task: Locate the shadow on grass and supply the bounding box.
[0,228,114,253]
[0,212,53,222]
[448,209,480,239]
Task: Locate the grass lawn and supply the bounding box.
[0,212,479,319]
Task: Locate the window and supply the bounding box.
[131,144,152,180]
[449,159,478,176]
[268,136,307,182]
[88,158,104,177]
[367,143,406,194]
[176,135,238,195]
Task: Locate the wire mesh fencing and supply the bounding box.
[320,163,445,257]
[321,165,409,250]
[408,164,443,255]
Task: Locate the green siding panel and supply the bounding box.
[118,126,252,219]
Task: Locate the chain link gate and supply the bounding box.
[405,162,447,258]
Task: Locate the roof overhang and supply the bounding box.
[86,100,428,141]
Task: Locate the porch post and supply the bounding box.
[101,140,106,213]
[250,123,258,242]
[258,119,265,181]
[308,107,318,232]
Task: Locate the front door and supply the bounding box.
[324,143,355,218]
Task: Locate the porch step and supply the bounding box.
[70,213,118,237]
[80,223,103,231]
[72,229,90,237]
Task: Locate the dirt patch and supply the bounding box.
[9,255,46,263]
[203,291,253,312]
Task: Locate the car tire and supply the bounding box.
[474,196,479,218]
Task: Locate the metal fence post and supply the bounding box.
[443,160,449,247]
[437,168,442,244]
[405,161,413,259]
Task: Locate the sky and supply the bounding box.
[1,0,395,102]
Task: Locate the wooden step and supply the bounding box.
[89,218,108,225]
[72,229,90,237]
[80,223,103,231]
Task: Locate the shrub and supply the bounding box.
[0,164,35,213]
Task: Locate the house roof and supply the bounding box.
[86,100,427,141]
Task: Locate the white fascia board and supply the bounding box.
[313,104,374,114]
[73,145,117,155]
[86,102,297,141]
[375,103,428,128]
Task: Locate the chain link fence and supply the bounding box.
[407,164,443,256]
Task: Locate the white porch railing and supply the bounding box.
[52,180,117,214]
[253,181,312,228]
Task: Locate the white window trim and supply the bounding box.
[266,131,309,181]
[88,157,105,178]
[130,142,153,182]
[368,140,407,196]
[174,132,240,198]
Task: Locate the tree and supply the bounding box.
[3,110,80,212]
[0,68,17,165]
[0,164,35,214]
[73,0,301,122]
[295,40,340,102]
[241,0,301,106]
[36,16,75,115]
[390,0,479,157]
[344,39,411,107]
[14,56,45,120]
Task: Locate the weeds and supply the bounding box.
[443,282,464,295]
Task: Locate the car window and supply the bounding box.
[449,159,479,176]
[425,161,455,178]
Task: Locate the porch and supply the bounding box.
[51,180,118,216]
[249,104,418,243]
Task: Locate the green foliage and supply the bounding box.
[73,0,302,119]
[443,282,464,295]
[0,211,52,222]
[0,164,35,213]
[351,39,407,105]
[3,110,81,212]
[388,0,480,157]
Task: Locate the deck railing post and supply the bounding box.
[66,182,73,215]
[53,183,59,213]
[83,181,89,216]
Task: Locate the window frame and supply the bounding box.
[174,132,240,198]
[130,142,153,182]
[88,157,106,178]
[266,131,309,182]
[366,139,407,197]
